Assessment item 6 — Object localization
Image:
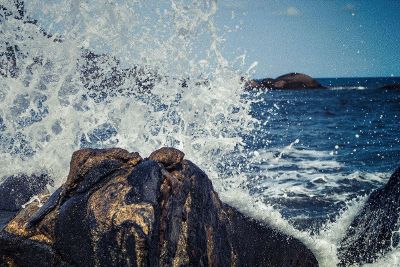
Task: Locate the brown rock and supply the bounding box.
[244,73,326,90]
[272,73,325,89]
[0,147,318,266]
[149,147,185,169]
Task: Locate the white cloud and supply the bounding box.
[273,6,302,17]
[286,6,301,16]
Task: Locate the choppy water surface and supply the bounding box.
[246,80,400,229]
[1,1,400,266]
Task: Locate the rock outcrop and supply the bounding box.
[380,84,400,90]
[0,174,52,211]
[244,73,326,90]
[338,167,400,266]
[0,147,318,266]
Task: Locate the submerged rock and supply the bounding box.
[0,173,52,211]
[338,167,400,266]
[244,73,326,90]
[380,84,400,90]
[0,147,318,266]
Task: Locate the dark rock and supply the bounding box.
[273,73,325,89]
[338,167,400,266]
[0,211,17,231]
[125,160,163,205]
[0,173,52,211]
[380,84,400,90]
[0,231,68,267]
[225,205,319,266]
[244,73,326,90]
[27,187,63,228]
[0,147,318,266]
[258,78,275,88]
[149,147,185,170]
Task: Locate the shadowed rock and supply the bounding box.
[0,147,318,266]
[380,84,400,90]
[338,167,400,266]
[0,174,52,211]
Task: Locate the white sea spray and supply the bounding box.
[1,1,398,266]
[0,0,256,191]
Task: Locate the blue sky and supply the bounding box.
[215,0,400,78]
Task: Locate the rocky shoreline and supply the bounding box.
[1,147,399,266]
[0,147,317,266]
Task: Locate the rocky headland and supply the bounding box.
[244,73,327,90]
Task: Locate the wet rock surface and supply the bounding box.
[0,147,318,266]
[0,173,52,212]
[338,167,400,266]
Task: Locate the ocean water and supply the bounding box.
[1,1,400,266]
[245,78,400,229]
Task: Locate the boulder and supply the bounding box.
[380,84,400,90]
[244,73,326,90]
[0,173,52,211]
[0,147,318,266]
[338,167,400,266]
[272,73,325,89]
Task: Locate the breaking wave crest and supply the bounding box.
[0,0,255,191]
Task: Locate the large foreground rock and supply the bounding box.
[0,147,318,266]
[244,73,326,90]
[338,167,400,266]
[0,174,52,211]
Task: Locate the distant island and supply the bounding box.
[244,72,327,90]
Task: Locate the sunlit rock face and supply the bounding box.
[272,73,325,89]
[338,167,400,266]
[0,147,318,266]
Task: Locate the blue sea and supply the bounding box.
[245,77,400,229]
